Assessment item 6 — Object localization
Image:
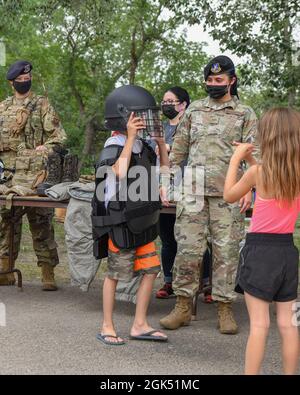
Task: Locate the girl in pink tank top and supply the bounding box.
[224,107,300,375]
[249,193,300,234]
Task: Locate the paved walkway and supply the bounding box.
[0,281,299,375]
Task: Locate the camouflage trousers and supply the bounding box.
[107,239,160,282]
[0,206,59,267]
[172,196,245,302]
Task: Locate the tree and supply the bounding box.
[0,0,208,171]
[166,0,300,107]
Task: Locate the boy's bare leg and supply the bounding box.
[276,300,299,375]
[131,273,167,338]
[244,292,270,375]
[100,276,124,343]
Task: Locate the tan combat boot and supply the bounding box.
[0,257,16,286]
[217,302,238,334]
[160,296,192,329]
[41,263,58,291]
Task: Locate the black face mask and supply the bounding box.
[161,104,179,120]
[205,84,229,99]
[13,79,32,94]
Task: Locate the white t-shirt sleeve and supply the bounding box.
[102,135,143,208]
[104,134,143,153]
[102,137,124,208]
[104,135,124,148]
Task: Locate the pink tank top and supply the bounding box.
[249,193,300,233]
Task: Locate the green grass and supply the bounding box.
[17,218,71,283]
[17,217,109,284]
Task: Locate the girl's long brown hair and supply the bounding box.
[258,107,300,204]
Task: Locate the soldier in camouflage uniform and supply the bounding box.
[0,60,67,290]
[160,56,258,334]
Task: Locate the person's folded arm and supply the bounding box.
[224,143,257,203]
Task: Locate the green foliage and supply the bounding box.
[166,0,300,108]
[0,0,208,173]
[2,0,300,174]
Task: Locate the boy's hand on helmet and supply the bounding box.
[127,112,145,139]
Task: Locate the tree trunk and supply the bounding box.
[284,7,296,107]
[79,115,104,170]
[288,90,296,107]
[129,26,138,84]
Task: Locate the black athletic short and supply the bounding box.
[235,233,299,302]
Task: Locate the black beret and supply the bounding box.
[204,55,235,81]
[6,60,32,80]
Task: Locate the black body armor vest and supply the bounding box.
[92,139,161,259]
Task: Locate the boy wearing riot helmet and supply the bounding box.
[92,85,169,345]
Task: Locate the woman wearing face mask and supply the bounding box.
[157,87,213,302]
[160,56,258,334]
[155,87,189,298]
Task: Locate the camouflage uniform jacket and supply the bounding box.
[169,95,258,197]
[0,92,67,168]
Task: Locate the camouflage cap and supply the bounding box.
[6,60,32,80]
[204,55,235,81]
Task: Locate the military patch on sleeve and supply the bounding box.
[211,63,222,74]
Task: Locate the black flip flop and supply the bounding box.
[96,333,125,345]
[130,330,168,342]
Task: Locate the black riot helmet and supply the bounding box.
[104,85,163,139]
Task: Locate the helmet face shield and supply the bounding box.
[134,109,164,139]
[104,85,164,137]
